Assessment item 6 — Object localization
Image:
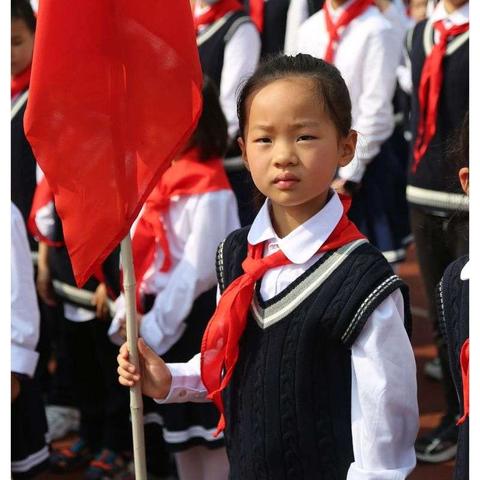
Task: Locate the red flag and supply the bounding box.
[24,0,203,286]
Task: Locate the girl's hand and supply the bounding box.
[36,265,57,306]
[117,338,172,400]
[11,373,21,402]
[92,283,109,320]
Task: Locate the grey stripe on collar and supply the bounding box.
[196,12,234,46]
[251,239,368,330]
[423,19,469,56]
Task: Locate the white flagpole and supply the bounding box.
[120,234,147,479]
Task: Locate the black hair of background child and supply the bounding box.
[11,0,36,33]
[188,75,229,162]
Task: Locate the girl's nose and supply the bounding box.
[273,145,298,168]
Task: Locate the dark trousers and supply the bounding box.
[410,206,469,417]
[64,317,132,453]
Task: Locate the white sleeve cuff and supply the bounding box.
[347,462,415,480]
[155,362,208,404]
[11,344,39,377]
[108,295,126,346]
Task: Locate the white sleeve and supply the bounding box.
[284,0,310,54]
[338,27,400,183]
[347,289,418,480]
[139,191,240,355]
[155,353,209,404]
[11,203,40,377]
[221,22,261,140]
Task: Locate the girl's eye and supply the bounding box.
[297,135,316,141]
[254,137,271,144]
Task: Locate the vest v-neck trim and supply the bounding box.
[197,12,234,46]
[423,19,469,57]
[251,239,368,330]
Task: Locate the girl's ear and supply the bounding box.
[459,167,469,195]
[338,129,357,167]
[238,137,250,171]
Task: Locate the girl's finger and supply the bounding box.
[117,365,140,381]
[117,355,135,372]
[119,376,134,387]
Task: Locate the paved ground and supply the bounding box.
[46,245,455,479]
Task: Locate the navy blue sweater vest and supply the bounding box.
[197,10,252,90]
[243,0,290,56]
[216,227,411,480]
[407,19,469,212]
[437,256,469,480]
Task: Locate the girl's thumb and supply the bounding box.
[138,338,157,361]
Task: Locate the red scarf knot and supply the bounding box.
[323,0,374,64]
[412,20,469,172]
[201,193,365,434]
[194,0,244,32]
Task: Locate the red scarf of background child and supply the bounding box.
[323,0,374,64]
[194,0,243,32]
[131,149,232,312]
[201,194,365,434]
[11,64,32,99]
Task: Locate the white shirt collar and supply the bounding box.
[431,1,469,26]
[460,260,470,281]
[247,191,344,264]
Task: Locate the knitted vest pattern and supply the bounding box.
[216,227,411,480]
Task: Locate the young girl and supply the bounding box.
[110,77,240,480]
[117,54,419,479]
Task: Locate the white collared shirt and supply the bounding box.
[11,203,40,377]
[294,1,403,182]
[160,192,419,480]
[430,0,469,27]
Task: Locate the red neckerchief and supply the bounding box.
[201,194,365,434]
[11,64,32,99]
[194,0,244,32]
[323,0,374,63]
[131,149,232,312]
[248,0,264,33]
[412,20,469,172]
[457,338,469,425]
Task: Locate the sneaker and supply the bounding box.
[45,405,81,441]
[415,415,458,463]
[423,357,443,381]
[84,449,133,480]
[50,438,92,472]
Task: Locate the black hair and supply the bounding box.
[11,0,36,33]
[187,76,228,161]
[237,53,352,138]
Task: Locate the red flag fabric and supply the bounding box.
[201,194,366,434]
[131,148,232,312]
[457,338,469,425]
[24,0,203,286]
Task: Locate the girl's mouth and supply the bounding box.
[273,172,300,190]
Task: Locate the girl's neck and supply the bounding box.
[269,193,329,239]
[330,0,349,9]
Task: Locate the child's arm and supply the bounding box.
[11,204,41,398]
[348,288,419,479]
[117,340,207,403]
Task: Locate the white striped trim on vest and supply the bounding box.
[423,18,469,57]
[407,185,469,211]
[197,12,233,46]
[11,90,29,120]
[11,445,49,473]
[162,425,224,443]
[251,239,368,330]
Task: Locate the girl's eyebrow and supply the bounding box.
[251,120,320,131]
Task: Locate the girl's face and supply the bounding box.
[239,77,356,224]
[11,18,34,77]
